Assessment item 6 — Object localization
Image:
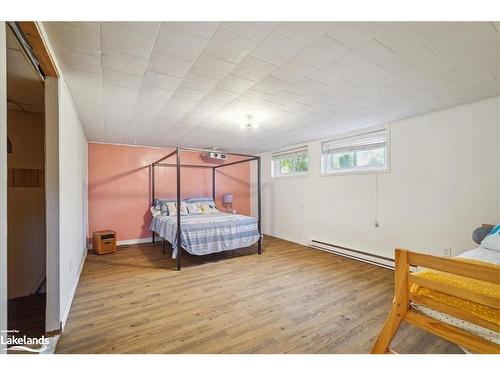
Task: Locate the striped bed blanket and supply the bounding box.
[150,213,260,258]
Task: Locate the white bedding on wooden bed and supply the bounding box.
[410,246,500,350]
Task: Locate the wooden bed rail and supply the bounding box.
[371,249,500,354]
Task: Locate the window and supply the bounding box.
[321,128,389,174]
[272,146,308,177]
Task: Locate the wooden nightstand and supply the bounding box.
[92,230,117,255]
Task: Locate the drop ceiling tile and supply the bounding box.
[270,58,316,83]
[307,62,359,85]
[419,29,464,58]
[67,22,101,33]
[192,99,226,117]
[143,70,182,91]
[44,22,101,56]
[130,97,166,122]
[238,89,271,104]
[295,35,351,69]
[221,22,276,43]
[103,49,149,77]
[190,54,236,80]
[171,22,220,39]
[287,77,328,95]
[103,68,143,89]
[268,90,304,105]
[181,72,219,92]
[250,32,303,66]
[138,85,173,102]
[326,22,397,49]
[274,22,336,46]
[205,88,240,103]
[252,76,290,95]
[162,97,198,114]
[149,50,193,78]
[155,24,209,61]
[204,28,258,64]
[103,85,138,121]
[45,21,499,154]
[173,86,207,102]
[101,22,159,59]
[376,22,448,52]
[216,74,256,93]
[63,68,103,88]
[57,49,102,74]
[231,56,277,81]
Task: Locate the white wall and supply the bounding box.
[0,22,8,354]
[58,80,88,327]
[258,97,500,260]
[39,23,89,332]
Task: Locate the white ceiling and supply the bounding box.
[6,26,44,114]
[43,21,499,153]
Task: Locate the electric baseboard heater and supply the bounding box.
[309,239,395,270]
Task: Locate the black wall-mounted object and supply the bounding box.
[7,137,12,154]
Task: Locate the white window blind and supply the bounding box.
[321,128,389,174]
[272,145,308,177]
[322,129,388,154]
[272,145,308,160]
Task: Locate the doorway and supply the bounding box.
[5,23,47,345]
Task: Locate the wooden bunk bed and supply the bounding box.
[372,248,500,354]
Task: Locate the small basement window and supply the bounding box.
[272,146,308,177]
[321,128,389,175]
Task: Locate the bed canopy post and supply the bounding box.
[176,147,182,271]
[257,156,262,255]
[151,163,155,244]
[212,167,216,203]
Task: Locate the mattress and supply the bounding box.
[150,213,260,258]
[410,246,500,347]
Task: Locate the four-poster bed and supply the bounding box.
[150,147,262,271]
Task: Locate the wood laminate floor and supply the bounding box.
[56,237,462,354]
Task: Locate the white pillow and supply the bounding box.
[150,206,161,217]
[187,202,202,215]
[481,224,500,252]
[166,202,188,216]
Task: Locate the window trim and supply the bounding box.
[271,145,309,178]
[320,126,391,176]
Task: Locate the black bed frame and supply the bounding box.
[151,147,262,270]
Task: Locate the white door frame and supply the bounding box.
[44,77,61,334]
[0,21,8,355]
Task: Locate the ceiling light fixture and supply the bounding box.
[242,114,257,130]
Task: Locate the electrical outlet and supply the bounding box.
[442,248,452,257]
[69,260,72,273]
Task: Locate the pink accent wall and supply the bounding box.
[88,143,251,242]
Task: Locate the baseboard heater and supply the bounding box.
[309,239,395,270]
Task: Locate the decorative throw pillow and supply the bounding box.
[153,199,169,213]
[166,202,177,216]
[187,202,202,215]
[166,202,188,216]
[150,206,161,217]
[199,203,219,214]
[481,224,500,252]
